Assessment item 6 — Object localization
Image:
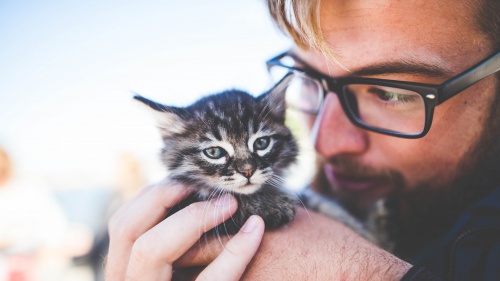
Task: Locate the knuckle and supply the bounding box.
[130,236,153,265]
[187,201,205,215]
[147,183,164,199]
[223,242,246,258]
[107,213,137,242]
[132,234,177,266]
[107,214,126,236]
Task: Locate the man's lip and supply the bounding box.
[324,164,377,192]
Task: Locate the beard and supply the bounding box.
[311,84,500,257]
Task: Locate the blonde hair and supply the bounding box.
[267,0,340,64]
[266,0,499,51]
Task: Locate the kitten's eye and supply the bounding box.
[254,137,271,151]
[203,147,227,159]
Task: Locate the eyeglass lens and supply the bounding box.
[343,84,426,134]
[275,71,426,135]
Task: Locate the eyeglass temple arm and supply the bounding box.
[439,51,500,104]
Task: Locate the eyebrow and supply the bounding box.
[289,51,454,80]
[349,60,454,80]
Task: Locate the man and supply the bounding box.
[106,0,499,280]
[262,0,500,279]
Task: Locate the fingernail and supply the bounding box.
[212,194,232,206]
[241,216,259,233]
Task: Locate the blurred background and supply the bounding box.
[0,0,309,280]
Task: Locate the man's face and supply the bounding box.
[295,0,498,215]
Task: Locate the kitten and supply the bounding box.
[134,87,299,234]
[135,87,376,241]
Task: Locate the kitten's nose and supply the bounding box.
[236,163,255,179]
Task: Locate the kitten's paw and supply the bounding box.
[258,193,297,229]
[213,190,299,235]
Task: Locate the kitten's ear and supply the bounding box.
[133,95,185,137]
[258,82,288,121]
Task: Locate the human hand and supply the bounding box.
[176,207,412,280]
[105,181,265,281]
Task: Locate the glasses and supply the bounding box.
[266,51,500,138]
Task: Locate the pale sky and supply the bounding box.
[0,0,292,189]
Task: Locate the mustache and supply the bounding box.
[327,156,405,185]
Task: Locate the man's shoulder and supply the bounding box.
[455,185,500,229]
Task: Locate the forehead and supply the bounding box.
[185,94,277,140]
[190,94,257,127]
[316,0,488,78]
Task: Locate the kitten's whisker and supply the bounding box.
[256,100,271,123]
[197,115,211,129]
[258,107,273,124]
[214,188,224,241]
[290,190,313,223]
[268,176,285,185]
[140,89,302,252]
[215,188,227,248]
[199,188,221,251]
[257,89,278,123]
[270,175,314,223]
[203,188,220,230]
[259,96,287,123]
[266,175,286,188]
[271,174,286,181]
[224,189,241,235]
[219,188,231,239]
[266,179,281,188]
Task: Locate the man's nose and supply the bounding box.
[313,93,368,158]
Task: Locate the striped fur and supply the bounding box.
[135,89,299,233]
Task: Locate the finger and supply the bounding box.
[197,215,265,281]
[174,234,231,268]
[125,194,238,281]
[106,182,191,281]
[111,177,176,219]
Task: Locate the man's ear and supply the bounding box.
[257,79,289,122]
[133,95,185,138]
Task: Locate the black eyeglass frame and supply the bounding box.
[266,51,500,138]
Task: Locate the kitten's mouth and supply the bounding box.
[243,182,256,188]
[244,180,262,188]
[234,181,261,195]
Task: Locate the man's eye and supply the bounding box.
[203,147,227,159]
[371,88,418,103]
[254,137,271,150]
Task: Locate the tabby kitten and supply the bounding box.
[134,87,299,234]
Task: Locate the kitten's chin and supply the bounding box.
[225,174,268,195]
[231,184,262,195]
